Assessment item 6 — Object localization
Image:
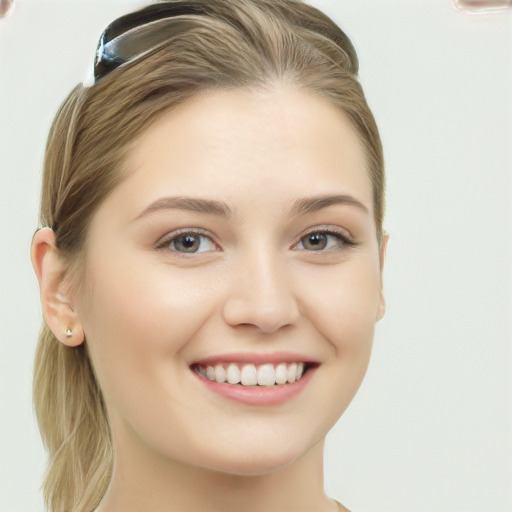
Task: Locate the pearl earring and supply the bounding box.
[65,328,73,337]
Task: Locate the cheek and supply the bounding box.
[77,254,219,395]
[298,255,380,406]
[302,257,381,350]
[298,259,380,421]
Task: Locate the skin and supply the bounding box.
[32,86,388,512]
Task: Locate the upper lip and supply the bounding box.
[190,352,320,367]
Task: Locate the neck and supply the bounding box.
[96,437,341,512]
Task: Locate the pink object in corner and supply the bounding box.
[454,0,512,13]
[0,0,14,19]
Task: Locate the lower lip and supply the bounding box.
[192,366,317,406]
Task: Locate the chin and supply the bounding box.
[204,457,296,478]
[196,437,317,477]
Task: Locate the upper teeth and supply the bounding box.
[197,363,306,386]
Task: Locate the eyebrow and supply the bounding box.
[134,196,232,221]
[292,194,369,215]
[134,193,368,222]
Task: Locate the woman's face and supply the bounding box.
[77,87,386,475]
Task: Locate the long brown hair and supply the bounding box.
[33,1,384,510]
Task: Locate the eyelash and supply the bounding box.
[155,226,355,255]
[155,228,219,255]
[293,227,355,252]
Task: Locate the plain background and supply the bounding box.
[0,1,510,511]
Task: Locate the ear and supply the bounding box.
[376,231,390,321]
[31,228,85,347]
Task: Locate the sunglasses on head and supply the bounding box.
[87,2,209,86]
[85,0,355,87]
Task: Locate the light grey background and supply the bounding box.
[1,1,510,511]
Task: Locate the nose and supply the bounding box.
[222,251,300,334]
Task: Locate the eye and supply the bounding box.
[158,230,217,254]
[295,230,352,251]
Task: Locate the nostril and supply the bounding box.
[222,296,300,334]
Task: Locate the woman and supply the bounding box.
[31,1,388,511]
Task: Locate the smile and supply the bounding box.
[193,362,308,386]
[190,356,318,406]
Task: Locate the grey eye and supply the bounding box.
[301,233,329,251]
[296,231,351,252]
[168,233,216,254]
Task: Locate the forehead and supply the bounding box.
[99,86,373,220]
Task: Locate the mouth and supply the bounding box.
[189,355,319,406]
[191,361,314,386]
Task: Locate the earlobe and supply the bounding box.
[376,231,390,321]
[31,228,85,347]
